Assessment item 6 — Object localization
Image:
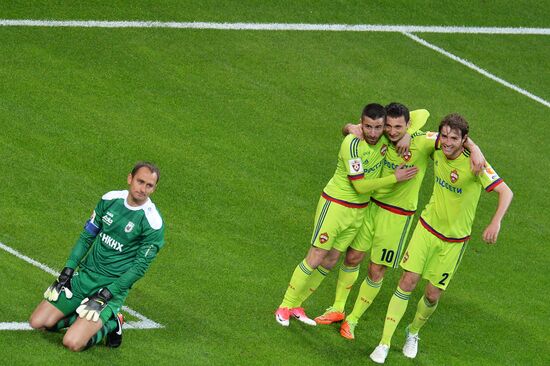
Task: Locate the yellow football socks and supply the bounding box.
[409,295,438,334]
[380,286,411,346]
[346,275,383,323]
[332,264,360,312]
[296,265,330,305]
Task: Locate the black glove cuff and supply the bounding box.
[61,267,74,277]
[98,288,113,302]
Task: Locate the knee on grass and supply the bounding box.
[63,334,88,352]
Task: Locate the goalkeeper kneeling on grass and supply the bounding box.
[29,162,165,352]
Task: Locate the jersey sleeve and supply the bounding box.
[479,161,503,192]
[351,173,397,194]
[65,198,105,269]
[340,134,365,181]
[407,109,430,134]
[413,131,439,156]
[106,225,165,297]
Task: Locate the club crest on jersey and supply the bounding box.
[450,169,459,183]
[125,221,135,233]
[484,164,499,179]
[380,144,387,156]
[348,158,363,173]
[426,131,438,140]
[402,251,409,263]
[319,232,329,244]
[403,151,412,162]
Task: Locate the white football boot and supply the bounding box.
[402,326,419,358]
[370,344,390,364]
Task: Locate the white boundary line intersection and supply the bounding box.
[0,19,548,108]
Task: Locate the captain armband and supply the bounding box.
[84,220,100,236]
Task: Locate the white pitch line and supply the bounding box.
[0,241,163,331]
[401,32,550,109]
[0,19,549,35]
[0,19,547,108]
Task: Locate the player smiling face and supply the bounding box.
[361,115,385,145]
[127,167,158,206]
[438,113,469,160]
[439,125,466,160]
[385,115,409,143]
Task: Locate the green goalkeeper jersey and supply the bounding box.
[372,130,439,213]
[419,150,503,242]
[65,190,165,297]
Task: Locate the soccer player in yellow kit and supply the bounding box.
[369,114,513,364]
[275,104,421,326]
[316,104,485,340]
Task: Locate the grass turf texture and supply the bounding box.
[1,1,550,27]
[1,4,549,366]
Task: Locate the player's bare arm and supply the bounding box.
[395,109,430,156]
[343,122,363,138]
[464,137,486,174]
[343,108,428,155]
[344,121,414,153]
[395,132,412,156]
[482,182,513,244]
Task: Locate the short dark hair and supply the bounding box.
[385,102,410,122]
[439,113,469,138]
[361,103,386,120]
[131,161,160,183]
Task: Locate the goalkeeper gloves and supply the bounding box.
[44,267,74,302]
[77,288,113,322]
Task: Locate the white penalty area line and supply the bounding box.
[0,241,163,331]
[401,32,550,109]
[0,19,549,35]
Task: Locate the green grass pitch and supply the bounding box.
[0,2,549,365]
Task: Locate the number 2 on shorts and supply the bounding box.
[438,272,449,286]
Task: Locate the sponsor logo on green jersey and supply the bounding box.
[100,232,124,252]
[102,212,114,226]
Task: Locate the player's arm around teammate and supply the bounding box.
[308,164,417,267]
[275,104,417,327]
[342,110,485,275]
[344,108,429,155]
[316,105,430,328]
[398,180,512,297]
[394,176,513,310]
[369,114,513,364]
[339,106,430,269]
